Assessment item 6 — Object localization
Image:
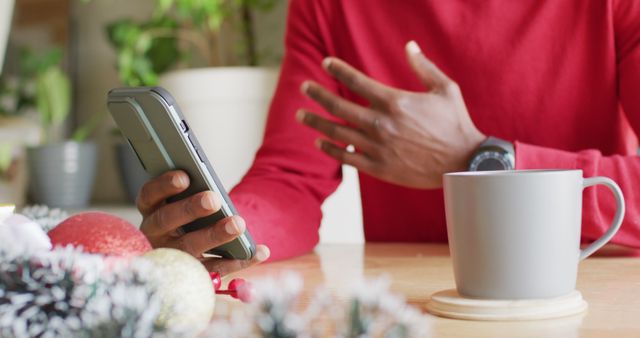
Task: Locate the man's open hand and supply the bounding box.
[298,41,485,189]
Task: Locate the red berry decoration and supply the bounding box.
[227,278,245,292]
[236,282,254,303]
[216,278,254,302]
[48,211,152,257]
[209,272,222,291]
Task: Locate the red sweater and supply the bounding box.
[230,0,640,261]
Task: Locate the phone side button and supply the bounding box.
[179,120,189,133]
[196,149,206,163]
[188,134,198,149]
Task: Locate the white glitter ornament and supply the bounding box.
[142,248,215,331]
[0,206,52,255]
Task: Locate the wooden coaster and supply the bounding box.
[425,289,587,321]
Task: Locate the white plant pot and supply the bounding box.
[159,67,278,188]
[160,66,364,244]
[0,0,15,73]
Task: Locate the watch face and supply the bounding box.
[469,150,512,171]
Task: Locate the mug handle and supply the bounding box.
[579,177,625,260]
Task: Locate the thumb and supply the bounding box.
[405,40,451,91]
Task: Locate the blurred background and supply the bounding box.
[0,0,363,243]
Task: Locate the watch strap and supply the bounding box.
[481,136,515,155]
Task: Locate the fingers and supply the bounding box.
[141,190,221,237]
[137,171,190,216]
[322,57,393,104]
[170,215,247,257]
[301,80,380,132]
[316,139,376,172]
[296,110,377,154]
[202,245,271,276]
[405,40,452,91]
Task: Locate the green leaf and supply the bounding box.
[157,0,174,13]
[146,37,179,74]
[38,49,63,72]
[19,48,64,77]
[0,144,13,175]
[117,49,136,86]
[108,20,142,50]
[132,56,159,86]
[35,67,71,130]
[143,18,181,73]
[176,0,193,17]
[71,111,106,142]
[203,0,223,13]
[207,13,224,31]
[106,19,137,47]
[136,33,153,53]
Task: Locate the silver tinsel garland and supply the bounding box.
[19,205,69,233]
[1,206,429,337]
[203,273,430,338]
[0,246,172,338]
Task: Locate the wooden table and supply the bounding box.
[220,244,640,337]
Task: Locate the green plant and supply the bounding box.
[0,49,63,120]
[0,48,101,143]
[26,48,72,142]
[105,0,277,87]
[107,17,180,86]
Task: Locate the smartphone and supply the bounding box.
[107,87,256,259]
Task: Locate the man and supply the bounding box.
[136,0,640,274]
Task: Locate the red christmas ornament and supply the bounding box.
[48,211,152,257]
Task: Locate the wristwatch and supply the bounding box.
[468,136,515,171]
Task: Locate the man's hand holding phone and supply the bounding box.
[137,170,270,275]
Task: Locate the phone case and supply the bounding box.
[107,86,256,259]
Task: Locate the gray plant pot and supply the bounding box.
[27,141,97,208]
[116,142,150,203]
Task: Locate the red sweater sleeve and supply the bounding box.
[516,0,640,248]
[229,0,340,261]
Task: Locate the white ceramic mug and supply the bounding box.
[443,170,625,299]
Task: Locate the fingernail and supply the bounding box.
[225,217,245,235]
[200,192,215,211]
[314,139,323,149]
[300,81,310,94]
[256,246,270,261]
[322,57,332,70]
[406,40,421,54]
[296,109,306,123]
[225,221,238,235]
[172,174,187,188]
[235,217,246,233]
